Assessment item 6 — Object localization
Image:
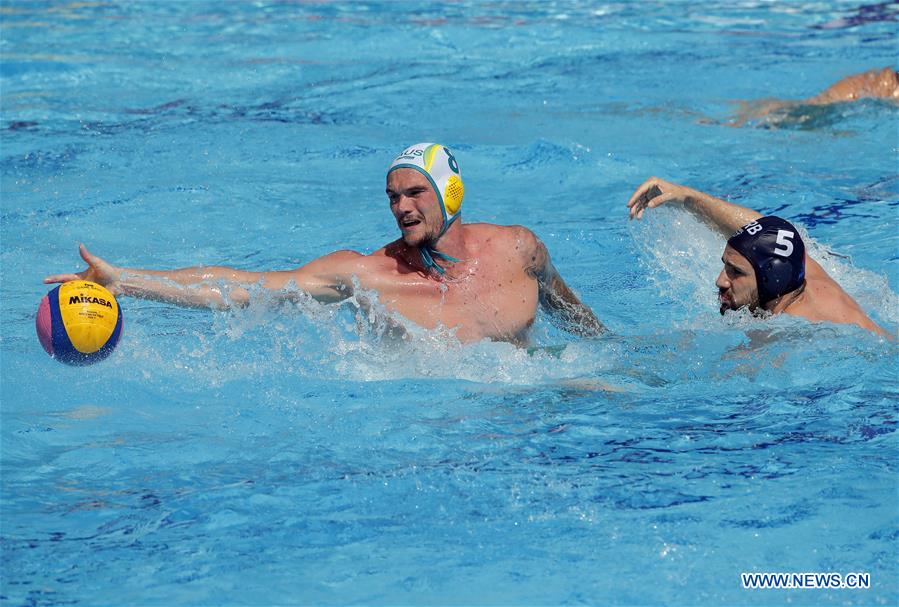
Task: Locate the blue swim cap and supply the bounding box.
[727,216,806,306]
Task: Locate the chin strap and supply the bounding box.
[418,246,459,275]
[418,214,460,275]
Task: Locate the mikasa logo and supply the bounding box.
[69,295,113,308]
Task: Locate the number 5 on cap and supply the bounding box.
[774,230,795,257]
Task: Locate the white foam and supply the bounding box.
[171,278,614,386]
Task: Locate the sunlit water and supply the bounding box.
[2,2,897,605]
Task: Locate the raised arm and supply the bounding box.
[627,177,762,236]
[519,229,606,337]
[44,244,361,309]
[627,177,827,283]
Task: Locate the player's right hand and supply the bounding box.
[44,244,123,295]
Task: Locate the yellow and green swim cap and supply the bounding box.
[387,143,464,235]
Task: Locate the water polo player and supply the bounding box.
[45,143,605,345]
[627,177,888,336]
[719,216,806,315]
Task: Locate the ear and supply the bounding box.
[763,258,794,294]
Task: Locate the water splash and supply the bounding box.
[106,278,617,387]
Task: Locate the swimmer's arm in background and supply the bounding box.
[728,67,898,127]
[43,244,358,309]
[627,177,761,236]
[805,67,898,104]
[521,229,607,337]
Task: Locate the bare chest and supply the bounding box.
[361,261,539,342]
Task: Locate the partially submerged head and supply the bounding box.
[716,216,806,315]
[386,143,464,248]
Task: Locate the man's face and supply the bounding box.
[386,168,444,247]
[715,245,760,315]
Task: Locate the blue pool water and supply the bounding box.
[2,1,897,605]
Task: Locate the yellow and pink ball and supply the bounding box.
[36,281,123,365]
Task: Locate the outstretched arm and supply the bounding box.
[44,244,361,309]
[627,177,762,236]
[520,229,606,337]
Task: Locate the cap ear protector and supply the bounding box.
[727,216,806,306]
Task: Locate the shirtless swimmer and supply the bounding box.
[45,143,605,345]
[627,178,889,337]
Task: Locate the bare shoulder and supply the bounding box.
[505,225,546,268]
[466,223,542,253]
[803,254,840,288]
[466,223,549,278]
[798,255,888,336]
[803,255,860,307]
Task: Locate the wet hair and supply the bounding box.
[727,216,806,306]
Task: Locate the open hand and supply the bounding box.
[44,244,122,294]
[627,177,695,220]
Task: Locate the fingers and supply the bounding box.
[634,191,681,220]
[627,178,667,220]
[79,243,96,266]
[626,177,659,210]
[44,243,93,285]
[43,273,82,284]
